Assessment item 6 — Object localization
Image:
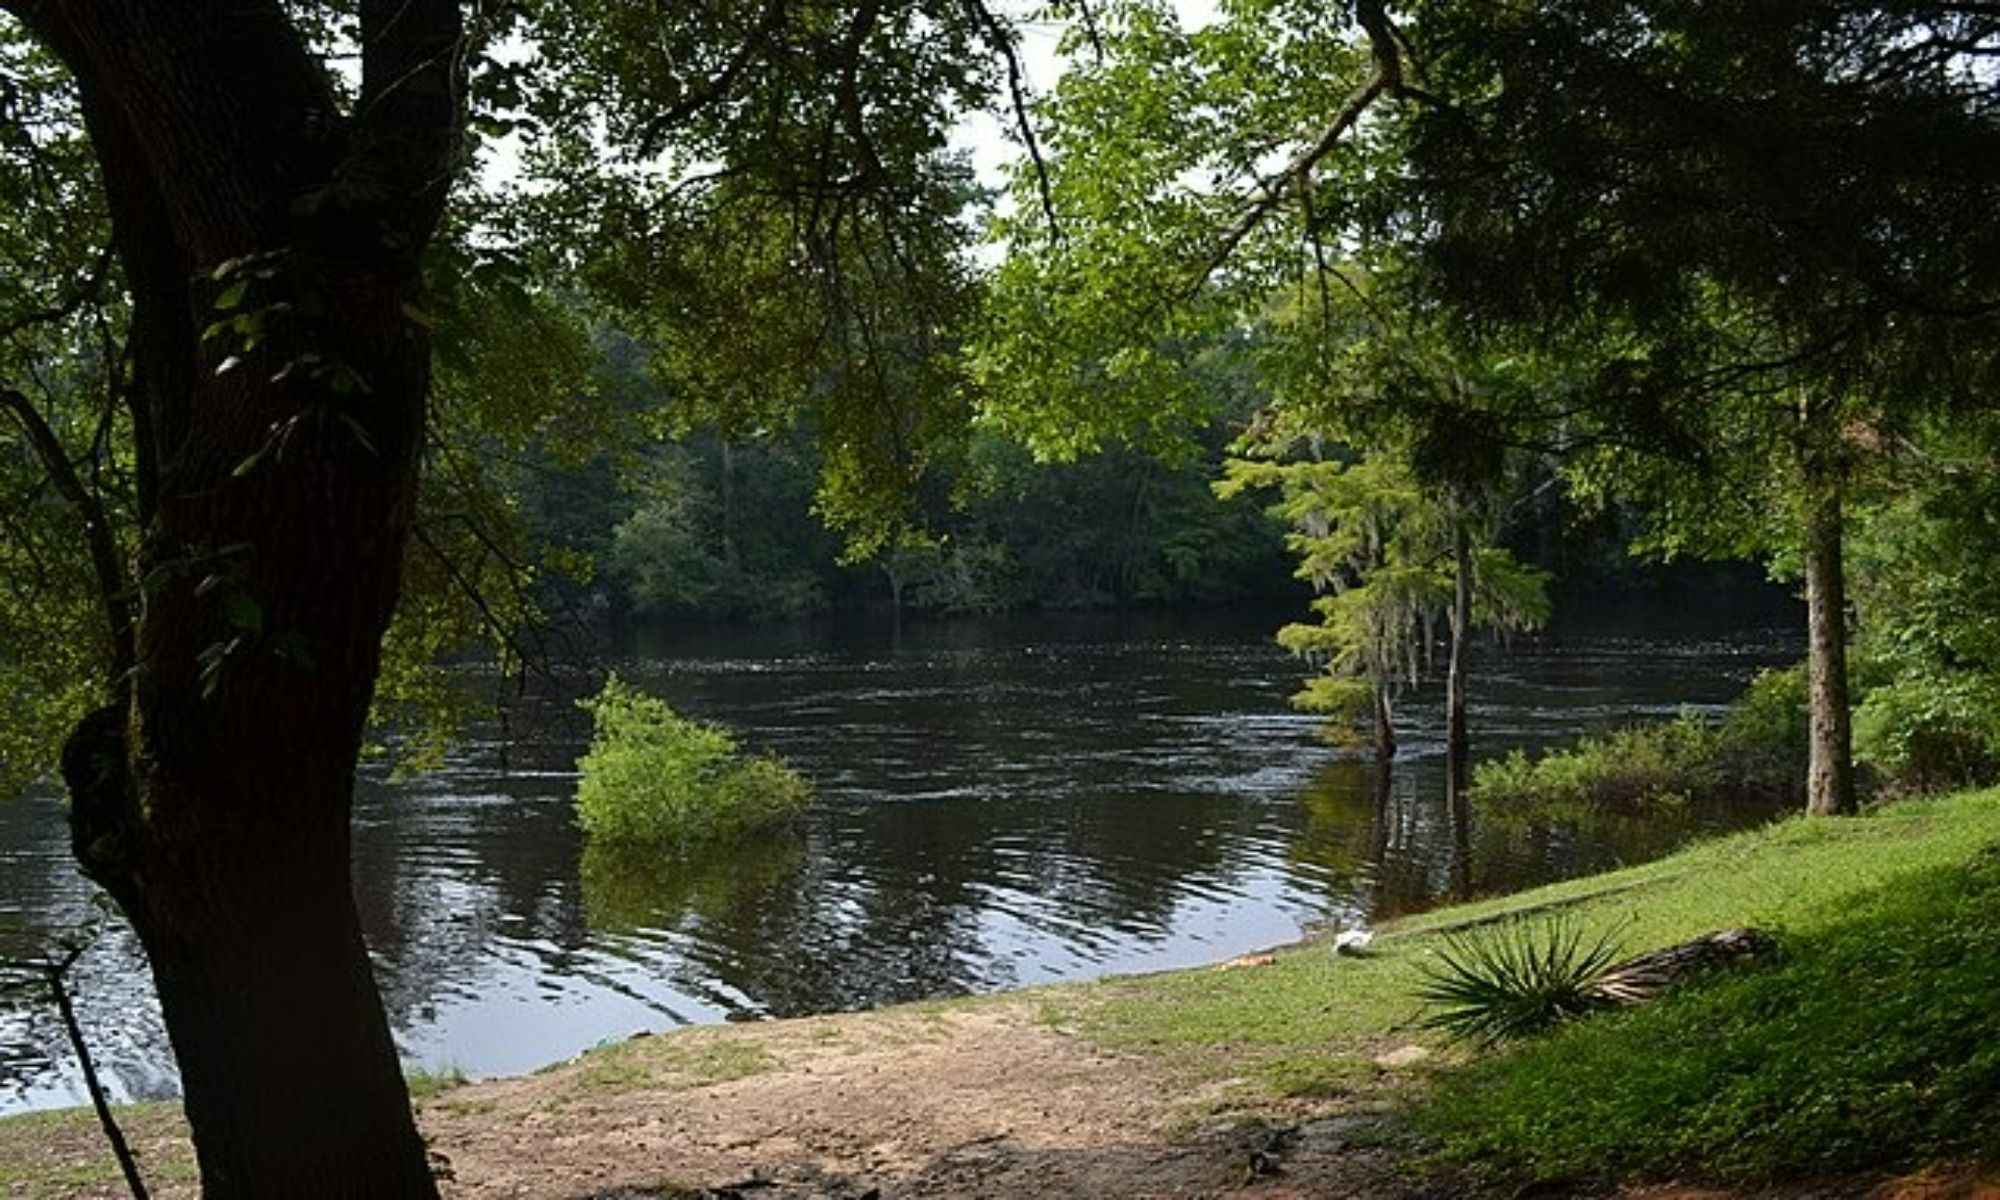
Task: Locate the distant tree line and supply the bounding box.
[502,330,1795,631]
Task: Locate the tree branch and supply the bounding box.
[965,0,1061,239]
[835,0,889,185]
[358,0,469,254]
[2,929,149,1200]
[0,387,134,692]
[634,0,791,160]
[1187,0,1405,297]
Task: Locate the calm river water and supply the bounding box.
[0,610,1796,1113]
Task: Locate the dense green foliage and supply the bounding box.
[1472,667,1809,819]
[1846,431,2000,792]
[574,676,810,846]
[518,382,1300,622]
[1418,837,2000,1183]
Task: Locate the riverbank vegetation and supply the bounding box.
[1063,787,2000,1188]
[1471,666,1809,821]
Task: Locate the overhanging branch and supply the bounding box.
[965,0,1061,240]
[0,387,134,692]
[1188,0,1405,297]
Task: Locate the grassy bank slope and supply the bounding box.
[1058,787,2000,1187]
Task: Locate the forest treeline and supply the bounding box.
[509,333,1776,627]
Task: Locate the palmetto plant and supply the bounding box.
[1415,914,1627,1045]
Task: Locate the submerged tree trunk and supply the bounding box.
[25,3,464,1193]
[1803,477,1856,816]
[1372,682,1396,763]
[1368,754,1394,910]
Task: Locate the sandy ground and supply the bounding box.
[419,998,1436,1200]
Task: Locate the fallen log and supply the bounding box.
[1586,927,1778,1007]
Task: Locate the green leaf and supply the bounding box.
[222,591,263,635]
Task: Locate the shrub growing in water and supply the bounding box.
[574,676,811,845]
[1469,665,1810,818]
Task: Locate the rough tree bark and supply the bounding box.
[1803,474,1857,817]
[11,3,466,1195]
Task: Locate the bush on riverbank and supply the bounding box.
[1470,665,1807,818]
[575,676,810,845]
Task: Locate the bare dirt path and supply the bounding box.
[419,998,1425,1200]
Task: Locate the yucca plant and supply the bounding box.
[1414,913,1626,1045]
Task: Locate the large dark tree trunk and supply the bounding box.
[138,797,432,1194]
[22,2,465,1194]
[1803,476,1857,816]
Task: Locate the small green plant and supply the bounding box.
[1414,914,1625,1045]
[402,1063,468,1099]
[575,675,811,846]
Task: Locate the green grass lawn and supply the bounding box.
[1057,786,2000,1187]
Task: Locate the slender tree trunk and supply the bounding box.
[1447,516,1474,898]
[719,439,739,569]
[1446,516,1472,813]
[1803,477,1857,816]
[1372,682,1396,763]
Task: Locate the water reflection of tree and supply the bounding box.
[1289,762,1380,881]
[579,818,1001,1016]
[582,836,807,934]
[1468,791,1792,896]
[1292,758,1449,922]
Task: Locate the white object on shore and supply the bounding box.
[1332,927,1375,957]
